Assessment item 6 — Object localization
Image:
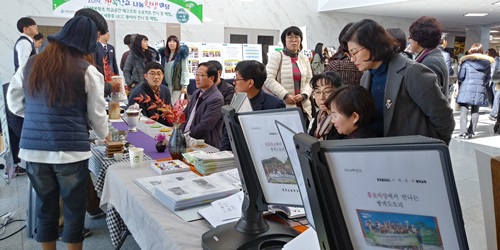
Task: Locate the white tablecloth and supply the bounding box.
[100,161,212,249]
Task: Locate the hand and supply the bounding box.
[181,87,187,94]
[105,133,111,143]
[110,78,122,92]
[284,95,295,105]
[293,94,304,102]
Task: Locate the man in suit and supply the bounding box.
[220,60,286,151]
[94,32,119,83]
[206,60,235,105]
[182,62,224,149]
[14,17,38,72]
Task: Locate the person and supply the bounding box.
[160,35,179,72]
[120,34,133,71]
[439,35,454,76]
[341,19,454,144]
[220,60,286,151]
[128,62,172,126]
[408,16,449,97]
[324,23,364,86]
[7,16,108,250]
[166,44,190,104]
[385,28,412,59]
[14,17,38,72]
[123,34,159,89]
[93,31,119,84]
[456,43,493,139]
[308,73,342,140]
[490,49,500,120]
[325,85,377,139]
[311,42,325,75]
[33,32,43,53]
[264,26,313,122]
[323,47,331,66]
[207,60,235,105]
[182,62,224,149]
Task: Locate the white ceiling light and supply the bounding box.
[464,13,488,16]
[492,30,500,33]
[493,1,500,5]
[494,37,500,39]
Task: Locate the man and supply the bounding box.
[128,62,172,126]
[14,17,38,72]
[33,33,43,53]
[438,35,454,76]
[120,34,133,71]
[206,60,235,105]
[220,60,286,151]
[94,32,119,84]
[182,62,224,149]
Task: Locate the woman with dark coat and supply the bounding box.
[123,34,159,89]
[456,43,494,138]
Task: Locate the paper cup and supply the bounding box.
[129,147,144,168]
[114,152,124,161]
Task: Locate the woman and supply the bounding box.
[7,16,108,249]
[308,73,342,140]
[325,85,377,139]
[166,45,190,104]
[324,23,364,85]
[385,28,412,59]
[341,19,454,144]
[408,16,449,97]
[162,35,179,67]
[456,43,493,139]
[123,34,159,89]
[311,42,325,75]
[323,47,330,65]
[264,26,313,122]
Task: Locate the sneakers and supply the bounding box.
[456,133,472,139]
[88,208,106,220]
[490,115,497,121]
[58,228,93,241]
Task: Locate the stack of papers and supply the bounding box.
[183,151,236,175]
[153,174,240,211]
[198,191,244,228]
[134,171,200,194]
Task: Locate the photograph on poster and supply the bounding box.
[356,209,442,249]
[261,156,297,184]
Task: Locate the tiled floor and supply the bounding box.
[0,108,499,249]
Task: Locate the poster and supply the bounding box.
[52,0,203,24]
[182,42,201,78]
[200,43,223,78]
[324,150,459,249]
[242,44,262,62]
[238,110,304,206]
[221,43,243,80]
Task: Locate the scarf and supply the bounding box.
[314,110,333,141]
[415,48,436,63]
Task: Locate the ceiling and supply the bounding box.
[318,0,500,34]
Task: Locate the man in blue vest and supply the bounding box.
[14,17,38,72]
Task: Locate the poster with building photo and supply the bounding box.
[182,42,202,78]
[238,109,305,206]
[221,43,243,79]
[242,44,262,62]
[323,149,460,249]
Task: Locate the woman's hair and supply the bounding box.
[332,23,354,60]
[409,16,442,49]
[280,26,303,50]
[310,72,342,90]
[469,43,484,54]
[325,84,375,127]
[27,41,88,106]
[386,28,407,53]
[314,43,324,62]
[165,35,180,62]
[341,19,398,62]
[131,34,152,62]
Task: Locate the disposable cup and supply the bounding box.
[129,147,144,168]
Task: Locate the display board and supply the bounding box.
[221,43,243,80]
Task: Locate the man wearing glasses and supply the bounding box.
[182,62,225,149]
[128,62,172,125]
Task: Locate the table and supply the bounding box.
[100,161,212,249]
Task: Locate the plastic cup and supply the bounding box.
[129,147,144,168]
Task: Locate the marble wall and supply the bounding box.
[0,0,415,83]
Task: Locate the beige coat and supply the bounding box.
[264,51,313,120]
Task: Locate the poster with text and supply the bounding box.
[52,0,203,24]
[182,42,202,79]
[324,150,459,249]
[238,110,305,206]
[221,43,243,80]
[242,44,262,62]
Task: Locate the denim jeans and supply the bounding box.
[26,160,88,243]
[491,88,500,118]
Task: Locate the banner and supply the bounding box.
[52,0,203,24]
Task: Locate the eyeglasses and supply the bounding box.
[147,72,163,77]
[313,89,334,97]
[347,47,366,60]
[233,77,246,82]
[286,35,301,41]
[195,73,208,78]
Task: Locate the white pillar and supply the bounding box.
[465,25,491,52]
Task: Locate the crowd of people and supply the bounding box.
[5,9,500,249]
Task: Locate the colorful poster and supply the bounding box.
[182,42,201,79]
[200,43,223,77]
[52,0,203,24]
[221,43,243,80]
[242,44,262,62]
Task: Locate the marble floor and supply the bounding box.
[0,108,499,250]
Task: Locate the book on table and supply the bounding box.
[183,151,236,175]
[153,174,241,211]
[150,159,191,175]
[134,171,200,195]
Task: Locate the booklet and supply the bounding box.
[150,160,191,175]
[134,171,200,194]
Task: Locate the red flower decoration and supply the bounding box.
[133,94,186,124]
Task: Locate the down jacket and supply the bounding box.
[264,51,313,120]
[457,53,493,106]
